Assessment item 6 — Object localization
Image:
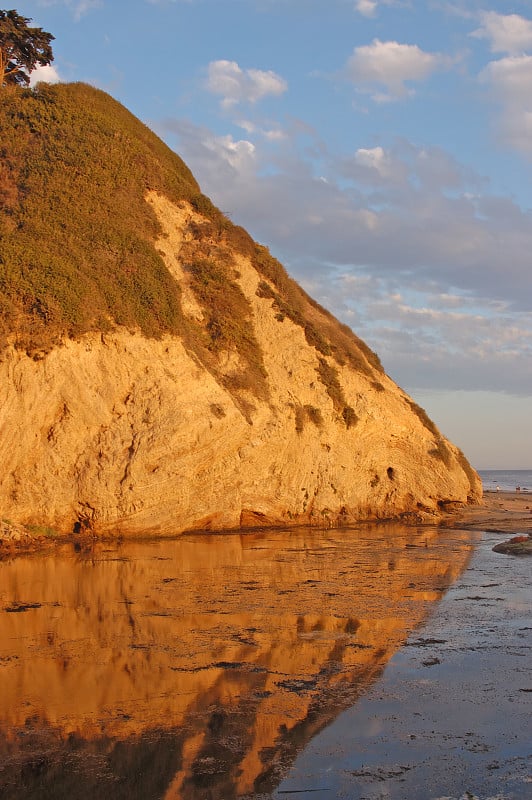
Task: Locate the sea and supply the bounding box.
[478,468,532,493]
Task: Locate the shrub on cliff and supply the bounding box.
[0,82,201,353]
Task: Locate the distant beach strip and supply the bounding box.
[479,469,532,493]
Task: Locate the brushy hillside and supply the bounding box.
[0,82,199,350]
[0,81,382,406]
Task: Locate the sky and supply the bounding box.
[17,0,532,469]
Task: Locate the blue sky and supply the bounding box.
[21,0,532,469]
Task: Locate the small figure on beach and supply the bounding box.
[516,486,521,492]
[496,486,500,492]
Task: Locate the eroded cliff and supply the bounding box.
[0,190,480,535]
[0,83,481,535]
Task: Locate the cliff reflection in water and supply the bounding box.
[0,525,476,799]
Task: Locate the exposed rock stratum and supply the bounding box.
[0,83,481,535]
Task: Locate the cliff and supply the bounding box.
[0,83,481,536]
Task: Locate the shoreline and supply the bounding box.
[2,491,531,558]
[440,489,532,536]
[273,525,532,799]
[1,500,529,798]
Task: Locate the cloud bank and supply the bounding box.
[472,11,532,54]
[163,111,532,396]
[346,39,445,101]
[206,60,288,108]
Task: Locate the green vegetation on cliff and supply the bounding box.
[0,81,382,408]
[0,82,199,351]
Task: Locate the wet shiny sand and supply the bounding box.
[0,524,478,799]
[275,529,531,800]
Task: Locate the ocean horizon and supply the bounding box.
[478,469,532,493]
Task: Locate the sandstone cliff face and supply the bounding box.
[0,192,480,535]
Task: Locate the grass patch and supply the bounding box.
[254,251,384,378]
[456,448,481,497]
[294,405,305,434]
[406,398,440,439]
[180,250,268,400]
[294,404,324,433]
[317,358,345,412]
[342,405,358,429]
[0,82,200,353]
[316,358,357,428]
[428,441,452,468]
[1,81,382,415]
[406,400,455,469]
[0,82,268,402]
[304,404,323,427]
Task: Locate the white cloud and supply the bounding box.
[480,55,532,155]
[346,39,444,101]
[162,120,257,183]
[166,118,531,305]
[237,119,286,141]
[263,128,286,141]
[354,146,398,180]
[29,63,61,86]
[355,0,378,17]
[162,117,532,395]
[209,134,256,171]
[354,0,410,17]
[355,145,387,169]
[472,11,532,55]
[366,294,532,394]
[346,141,473,190]
[206,60,287,108]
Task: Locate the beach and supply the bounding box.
[443,489,532,537]
[272,493,532,800]
[0,490,530,799]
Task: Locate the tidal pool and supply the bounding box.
[0,524,478,799]
[274,529,532,799]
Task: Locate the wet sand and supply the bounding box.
[273,501,532,800]
[0,525,482,799]
[443,490,532,536]
[0,495,530,799]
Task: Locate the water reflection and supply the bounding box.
[0,525,477,799]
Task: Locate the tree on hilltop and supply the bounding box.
[0,9,54,88]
